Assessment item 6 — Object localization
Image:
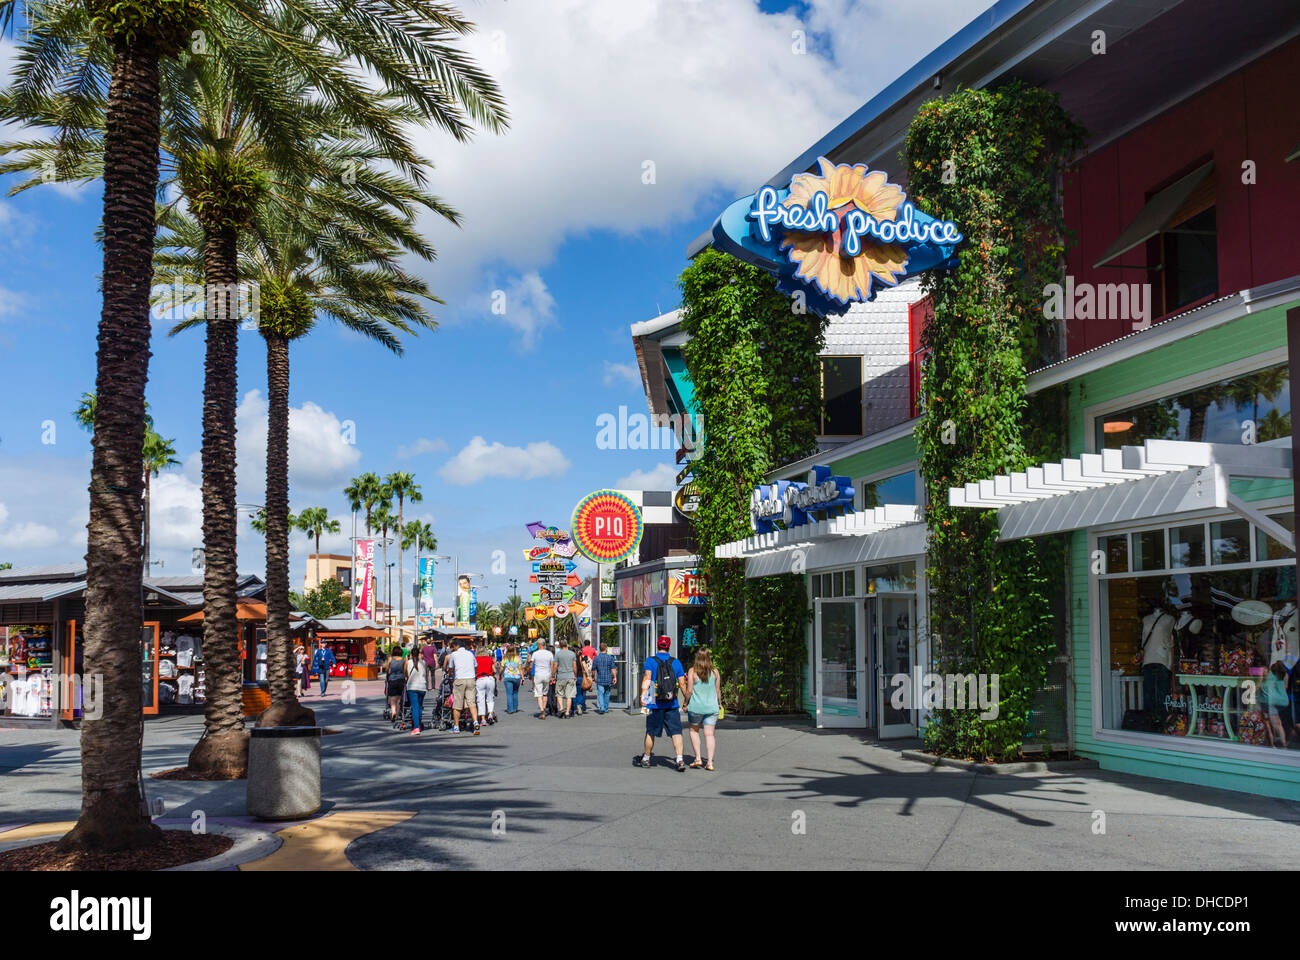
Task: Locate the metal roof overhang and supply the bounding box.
[948,439,1295,545]
[715,505,926,578]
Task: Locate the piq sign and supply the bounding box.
[751,465,854,534]
[572,490,643,564]
[711,157,962,316]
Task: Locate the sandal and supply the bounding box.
[705,762,715,771]
[688,761,703,769]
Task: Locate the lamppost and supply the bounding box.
[508,577,518,631]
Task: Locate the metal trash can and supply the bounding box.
[246,725,321,820]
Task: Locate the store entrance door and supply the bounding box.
[873,594,917,738]
[813,597,866,728]
[623,618,652,711]
[602,622,626,708]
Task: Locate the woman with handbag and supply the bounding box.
[404,642,431,735]
[573,650,593,716]
[385,644,406,722]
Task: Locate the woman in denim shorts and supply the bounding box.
[683,647,721,770]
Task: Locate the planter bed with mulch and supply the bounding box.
[0,831,233,871]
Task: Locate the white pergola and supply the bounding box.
[947,438,1295,549]
[715,504,926,577]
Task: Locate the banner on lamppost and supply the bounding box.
[417,557,436,629]
[355,539,376,620]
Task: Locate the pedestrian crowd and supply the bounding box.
[373,632,724,769]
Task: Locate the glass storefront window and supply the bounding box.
[1100,514,1298,753]
[865,561,917,594]
[860,471,917,509]
[1256,512,1296,561]
[1101,534,1129,574]
[832,571,844,597]
[844,569,855,597]
[1169,524,1206,568]
[1210,519,1250,565]
[810,575,822,600]
[1096,362,1290,451]
[1133,530,1165,571]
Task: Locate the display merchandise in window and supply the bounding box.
[3,625,54,717]
[1101,524,1299,750]
[158,630,205,705]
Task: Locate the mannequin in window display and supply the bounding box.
[1139,601,1177,723]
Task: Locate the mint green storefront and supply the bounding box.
[760,291,1300,799]
[1045,297,1300,801]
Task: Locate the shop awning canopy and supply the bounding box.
[948,438,1295,546]
[715,504,927,578]
[179,600,305,623]
[1092,161,1213,269]
[317,628,388,639]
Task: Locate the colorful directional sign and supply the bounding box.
[571,490,643,564]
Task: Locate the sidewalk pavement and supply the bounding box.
[2,694,1297,870]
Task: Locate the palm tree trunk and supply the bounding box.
[58,42,163,853]
[397,497,404,644]
[187,224,248,776]
[259,333,313,727]
[143,467,151,577]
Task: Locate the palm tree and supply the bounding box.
[348,473,386,537]
[501,593,525,630]
[385,472,422,646]
[372,498,396,632]
[2,0,507,842]
[250,507,296,535]
[401,520,436,554]
[297,508,342,592]
[74,392,178,579]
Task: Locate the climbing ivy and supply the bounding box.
[906,83,1084,759]
[679,248,825,712]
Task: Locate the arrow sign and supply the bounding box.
[566,574,581,587]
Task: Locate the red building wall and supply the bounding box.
[1062,37,1300,357]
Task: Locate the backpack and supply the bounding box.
[653,654,678,702]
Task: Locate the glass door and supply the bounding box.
[629,618,653,709]
[141,622,160,716]
[814,598,866,727]
[602,622,626,707]
[874,594,916,737]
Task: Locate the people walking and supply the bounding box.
[593,642,616,714]
[293,641,309,699]
[572,647,593,716]
[553,639,577,719]
[312,639,336,697]
[405,641,432,735]
[475,641,498,724]
[501,645,523,714]
[385,644,406,721]
[527,640,555,718]
[447,637,481,734]
[683,647,721,770]
[638,636,686,771]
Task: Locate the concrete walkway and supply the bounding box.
[2,693,1297,870]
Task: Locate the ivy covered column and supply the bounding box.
[679,249,826,712]
[906,83,1083,760]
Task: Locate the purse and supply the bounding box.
[582,675,593,691]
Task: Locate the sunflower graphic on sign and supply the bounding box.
[780,158,909,303]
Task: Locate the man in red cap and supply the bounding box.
[638,635,686,771]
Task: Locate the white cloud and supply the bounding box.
[0,502,8,525]
[146,471,203,550]
[603,361,641,388]
[396,437,448,459]
[0,520,61,551]
[0,285,24,320]
[438,436,570,486]
[235,390,362,496]
[615,462,678,490]
[407,0,991,308]
[479,271,556,351]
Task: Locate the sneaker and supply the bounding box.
[637,755,651,768]
[449,725,460,734]
[675,758,686,773]
[411,728,421,736]
[473,724,481,736]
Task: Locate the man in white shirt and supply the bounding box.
[528,641,556,719]
[447,637,481,734]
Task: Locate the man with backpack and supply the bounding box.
[638,635,686,772]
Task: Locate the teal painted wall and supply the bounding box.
[1063,303,1299,801]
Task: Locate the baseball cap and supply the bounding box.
[657,636,671,650]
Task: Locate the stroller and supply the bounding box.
[432,670,456,731]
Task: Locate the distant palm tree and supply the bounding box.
[385,473,422,644]
[401,520,436,554]
[296,508,342,590]
[250,508,297,536]
[501,593,525,629]
[74,392,178,577]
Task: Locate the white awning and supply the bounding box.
[715,504,926,577]
[948,439,1294,544]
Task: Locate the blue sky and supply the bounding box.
[0,0,992,610]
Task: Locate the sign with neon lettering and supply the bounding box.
[711,157,963,315]
[750,465,855,534]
